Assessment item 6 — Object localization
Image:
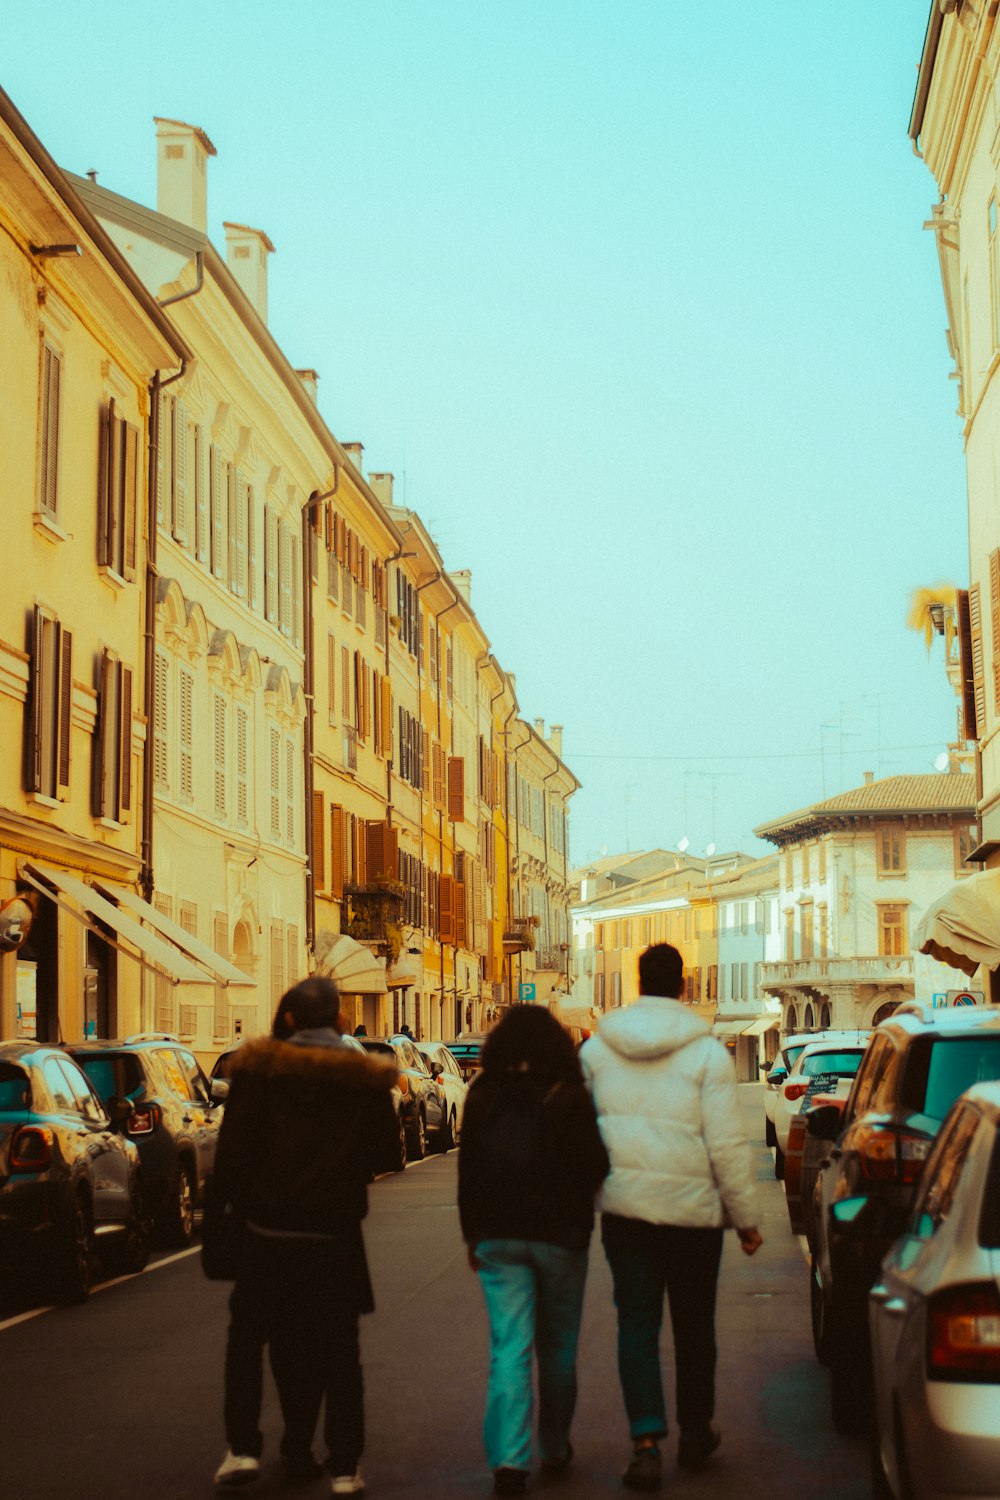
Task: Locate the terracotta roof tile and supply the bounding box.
[754,773,976,841]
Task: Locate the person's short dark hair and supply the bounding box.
[272,976,341,1039]
[480,1005,581,1085]
[638,943,684,999]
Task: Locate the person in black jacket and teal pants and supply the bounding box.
[458,1007,609,1498]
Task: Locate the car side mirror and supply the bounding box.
[758,1060,771,1073]
[210,1078,230,1105]
[806,1103,843,1141]
[106,1094,133,1130]
[766,1067,787,1088]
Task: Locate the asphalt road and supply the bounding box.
[0,1085,866,1500]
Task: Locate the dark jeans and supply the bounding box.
[601,1213,724,1442]
[224,1230,364,1475]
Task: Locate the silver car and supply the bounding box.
[869,1080,1000,1500]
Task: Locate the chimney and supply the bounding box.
[154,117,216,231]
[343,442,364,474]
[451,569,472,604]
[534,717,545,737]
[548,724,564,758]
[295,369,319,406]
[224,222,274,323]
[863,770,874,785]
[368,472,394,509]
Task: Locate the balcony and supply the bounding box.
[535,943,569,972]
[342,880,405,957]
[502,916,536,954]
[761,955,914,992]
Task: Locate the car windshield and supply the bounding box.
[912,1036,1000,1121]
[0,1062,30,1111]
[75,1053,144,1101]
[801,1050,865,1076]
[783,1045,807,1068]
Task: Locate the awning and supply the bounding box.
[385,955,419,989]
[89,878,252,986]
[743,1016,781,1037]
[915,868,1000,979]
[711,1017,761,1039]
[20,861,208,985]
[313,933,386,995]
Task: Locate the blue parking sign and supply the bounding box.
[518,982,536,1002]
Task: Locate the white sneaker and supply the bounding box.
[214,1449,260,1486]
[330,1473,364,1496]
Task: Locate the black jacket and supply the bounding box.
[212,1031,397,1238]
[458,1070,610,1252]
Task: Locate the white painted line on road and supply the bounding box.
[0,1244,200,1335]
[0,1304,54,1333]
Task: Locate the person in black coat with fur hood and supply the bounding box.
[210,977,397,1495]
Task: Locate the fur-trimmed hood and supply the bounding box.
[229,1033,397,1091]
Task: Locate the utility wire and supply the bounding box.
[567,741,950,764]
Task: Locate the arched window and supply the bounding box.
[819,1003,831,1028]
[804,1004,815,1029]
[871,1000,900,1028]
[785,1004,798,1031]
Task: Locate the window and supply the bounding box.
[270,918,285,1007]
[954,824,976,874]
[285,736,296,845]
[98,399,139,579]
[818,903,828,959]
[913,1107,981,1239]
[212,693,227,819]
[876,822,905,875]
[153,653,169,790]
[236,707,249,828]
[94,650,133,822]
[784,848,793,888]
[210,447,227,582]
[38,343,62,517]
[595,922,604,949]
[179,669,194,803]
[801,903,814,961]
[818,841,827,883]
[877,904,907,958]
[784,908,795,961]
[802,843,810,886]
[26,606,72,800]
[611,972,622,1007]
[269,727,281,839]
[264,504,278,621]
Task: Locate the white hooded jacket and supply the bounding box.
[580,996,759,1232]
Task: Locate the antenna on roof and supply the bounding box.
[677,836,689,854]
[706,842,716,857]
[934,752,950,772]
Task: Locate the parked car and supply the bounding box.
[0,1040,149,1302]
[68,1033,227,1248]
[361,1037,447,1160]
[442,1033,487,1083]
[417,1040,469,1149]
[764,1029,865,1146]
[772,1039,867,1173]
[809,1003,1000,1434]
[868,1080,1000,1500]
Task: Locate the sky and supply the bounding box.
[3,2,967,866]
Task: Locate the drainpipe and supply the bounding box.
[302,477,338,954]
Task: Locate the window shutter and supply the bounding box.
[287,924,300,991]
[328,635,337,724]
[122,421,139,581]
[331,804,345,898]
[213,693,227,819]
[455,872,467,948]
[381,675,392,757]
[172,401,189,546]
[970,584,987,738]
[269,726,281,838]
[119,665,132,816]
[341,645,350,718]
[154,390,167,527]
[93,646,112,817]
[279,521,292,635]
[236,706,249,827]
[179,669,194,802]
[153,653,169,789]
[440,874,455,944]
[312,791,326,889]
[213,911,229,1038]
[97,399,114,567]
[264,504,277,621]
[56,624,72,796]
[211,446,226,580]
[228,464,240,591]
[447,756,465,822]
[421,730,430,794]
[353,651,362,732]
[285,736,296,844]
[246,483,257,609]
[291,533,302,646]
[270,918,285,1007]
[39,345,61,516]
[957,590,977,741]
[194,427,208,562]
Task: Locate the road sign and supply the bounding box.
[518,982,536,1003]
[947,989,984,1007]
[932,993,948,1009]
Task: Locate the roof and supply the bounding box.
[755,773,976,842]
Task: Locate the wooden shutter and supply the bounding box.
[380,675,392,757]
[27,606,44,793]
[211,446,225,579]
[122,422,139,581]
[330,804,346,898]
[440,874,455,944]
[455,869,467,948]
[39,345,61,515]
[366,820,399,882]
[245,482,257,608]
[279,521,292,634]
[97,399,114,568]
[353,651,362,733]
[228,464,240,591]
[328,635,337,724]
[179,669,194,802]
[264,505,277,620]
[312,791,325,890]
[57,624,72,795]
[421,730,431,794]
[447,756,465,822]
[93,647,112,817]
[119,665,132,816]
[194,427,208,562]
[172,400,189,545]
[957,589,977,740]
[970,584,987,738]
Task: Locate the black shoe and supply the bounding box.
[623,1445,661,1492]
[281,1452,323,1484]
[677,1424,721,1469]
[494,1469,528,1497]
[540,1441,573,1480]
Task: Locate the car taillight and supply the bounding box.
[397,1074,409,1096]
[10,1125,54,1172]
[855,1124,932,1184]
[127,1103,162,1135]
[928,1283,1000,1382]
[784,1083,809,1102]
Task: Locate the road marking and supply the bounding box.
[0,1244,200,1335]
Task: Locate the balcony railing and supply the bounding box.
[761,955,914,990]
[342,881,405,953]
[502,916,536,954]
[534,944,568,972]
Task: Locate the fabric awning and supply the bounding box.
[742,1016,781,1037]
[915,868,1000,979]
[385,956,419,989]
[21,861,208,985]
[711,1017,758,1038]
[90,877,252,986]
[314,933,386,995]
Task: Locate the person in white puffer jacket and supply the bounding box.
[580,943,762,1494]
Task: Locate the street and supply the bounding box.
[0,1086,866,1500]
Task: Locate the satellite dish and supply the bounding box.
[934,752,950,772]
[706,842,716,857]
[677,836,690,854]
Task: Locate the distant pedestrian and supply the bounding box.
[209,976,397,1494]
[580,944,762,1493]
[353,1024,368,1037]
[399,1022,414,1039]
[459,1006,609,1498]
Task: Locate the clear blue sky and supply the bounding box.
[4,2,965,864]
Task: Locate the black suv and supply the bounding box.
[0,1041,149,1302]
[69,1034,227,1247]
[809,1003,1000,1433]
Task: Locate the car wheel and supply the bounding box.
[103,1183,152,1278]
[765,1115,776,1147]
[437,1108,455,1154]
[810,1258,830,1365]
[774,1142,785,1180]
[52,1193,93,1305]
[407,1109,427,1162]
[161,1161,196,1248]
